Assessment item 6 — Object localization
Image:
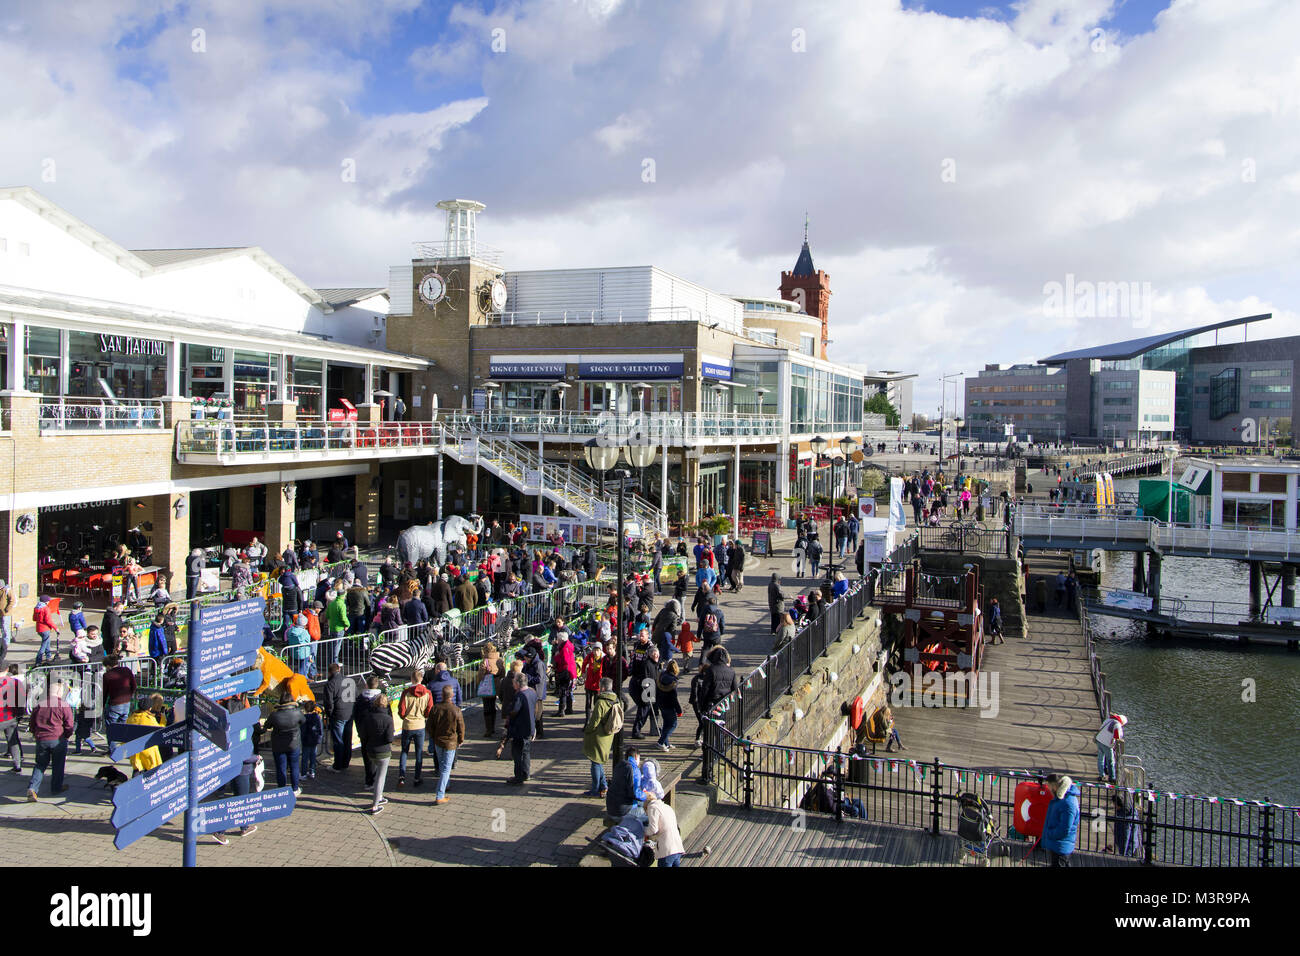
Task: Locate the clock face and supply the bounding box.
[490,277,508,312]
[418,272,447,306]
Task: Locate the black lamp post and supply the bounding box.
[584,433,657,768]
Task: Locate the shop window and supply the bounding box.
[25,325,60,396]
[1222,473,1251,492]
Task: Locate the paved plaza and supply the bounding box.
[1,528,850,866]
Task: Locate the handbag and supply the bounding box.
[477,673,496,697]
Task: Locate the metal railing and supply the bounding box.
[702,581,872,743]
[701,721,1297,865]
[487,305,745,336]
[435,409,785,443]
[916,523,1012,557]
[39,398,165,432]
[1018,512,1300,559]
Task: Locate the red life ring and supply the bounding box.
[850,696,866,730]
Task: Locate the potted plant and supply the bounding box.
[783,495,804,529]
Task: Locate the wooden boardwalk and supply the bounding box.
[889,579,1102,781]
[682,805,1137,867]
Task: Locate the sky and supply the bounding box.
[3,0,1300,419]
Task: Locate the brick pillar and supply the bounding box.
[2,510,40,625]
[160,397,194,428]
[146,493,189,595]
[355,464,380,546]
[1,392,42,622]
[230,486,255,532]
[265,482,295,556]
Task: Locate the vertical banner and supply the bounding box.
[889,477,907,531]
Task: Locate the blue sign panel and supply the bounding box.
[194,598,265,679]
[109,720,190,763]
[195,649,260,688]
[113,787,191,851]
[111,736,254,829]
[577,360,683,380]
[190,690,230,750]
[701,361,732,381]
[198,668,263,702]
[488,360,565,379]
[194,787,295,834]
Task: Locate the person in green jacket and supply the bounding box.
[582,678,620,797]
[326,590,350,667]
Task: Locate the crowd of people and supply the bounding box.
[2,512,892,864]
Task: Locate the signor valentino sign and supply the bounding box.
[98,335,167,356]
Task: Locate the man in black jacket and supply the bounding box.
[322,664,357,771]
[650,541,664,594]
[698,646,736,715]
[629,646,661,740]
[727,541,746,593]
[767,572,786,633]
[505,672,536,785]
[185,548,205,600]
[101,600,124,655]
[583,546,598,582]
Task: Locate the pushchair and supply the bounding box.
[956,792,1009,865]
[600,813,657,867]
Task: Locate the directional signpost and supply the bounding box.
[108,596,294,865]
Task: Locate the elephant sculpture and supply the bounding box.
[395,513,484,567]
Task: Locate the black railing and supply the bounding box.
[701,721,1300,866]
[705,581,872,745]
[916,523,1011,557]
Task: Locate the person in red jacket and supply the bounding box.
[33,597,61,665]
[551,621,577,718]
[582,643,605,712]
[27,678,74,801]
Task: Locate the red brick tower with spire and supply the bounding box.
[778,214,831,359]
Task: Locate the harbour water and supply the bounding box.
[1083,476,1300,806]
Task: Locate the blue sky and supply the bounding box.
[3,0,1298,416]
[909,0,1169,35]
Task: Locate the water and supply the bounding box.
[1084,478,1300,806]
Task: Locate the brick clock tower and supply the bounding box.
[778,217,831,359]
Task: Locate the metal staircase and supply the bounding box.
[439,421,667,535]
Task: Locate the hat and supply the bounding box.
[1113,714,1128,726]
[312,601,324,610]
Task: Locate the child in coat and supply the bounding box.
[300,700,324,781]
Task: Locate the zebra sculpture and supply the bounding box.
[367,623,439,678]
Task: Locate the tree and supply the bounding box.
[864,392,900,427]
[911,413,931,433]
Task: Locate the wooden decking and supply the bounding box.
[889,584,1101,781]
[682,805,1136,867]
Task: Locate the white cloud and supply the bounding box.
[3,0,1300,417]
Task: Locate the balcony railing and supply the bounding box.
[435,409,785,443]
[175,420,445,460]
[39,398,165,432]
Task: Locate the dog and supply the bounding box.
[94,766,129,789]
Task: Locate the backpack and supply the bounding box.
[600,697,625,736]
[703,612,719,634]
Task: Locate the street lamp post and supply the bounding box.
[584,433,657,769]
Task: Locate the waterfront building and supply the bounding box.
[0,188,868,619]
[966,314,1285,446]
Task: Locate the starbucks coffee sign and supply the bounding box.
[98,335,167,357]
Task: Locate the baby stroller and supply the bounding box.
[600,813,657,868]
[956,791,1009,865]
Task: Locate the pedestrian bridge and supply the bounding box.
[1087,589,1300,644]
[1016,509,1300,562]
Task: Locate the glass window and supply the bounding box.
[25,325,60,396]
[67,330,167,400]
[232,350,275,417]
[288,356,323,420]
[186,344,226,401]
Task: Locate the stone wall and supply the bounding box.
[912,550,1027,638]
[746,609,889,753]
